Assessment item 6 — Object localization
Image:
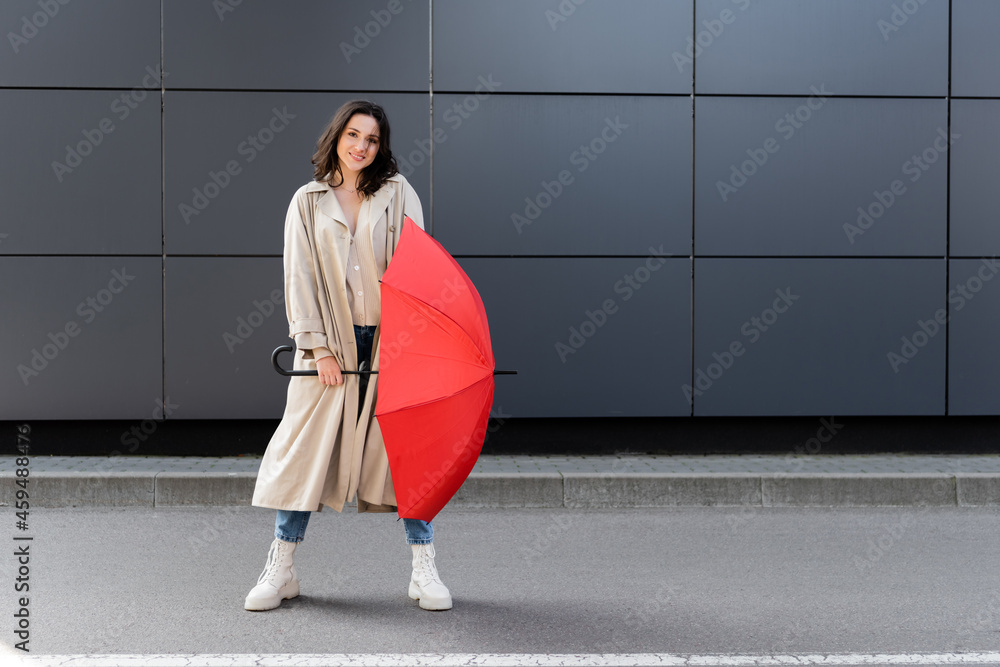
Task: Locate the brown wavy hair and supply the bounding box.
[311,100,399,198]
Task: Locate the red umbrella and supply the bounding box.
[375,217,501,521]
[270,217,512,520]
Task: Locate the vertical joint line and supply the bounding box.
[160,0,167,416]
[944,0,952,415]
[428,0,434,238]
[689,0,696,417]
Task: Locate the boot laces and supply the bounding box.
[258,540,291,586]
[414,545,442,585]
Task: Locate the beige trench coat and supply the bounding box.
[252,174,425,513]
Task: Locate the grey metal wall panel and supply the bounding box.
[0,2,978,424]
[458,258,691,418]
[164,92,429,256]
[164,258,288,419]
[948,259,1000,415]
[952,0,1000,96]
[695,97,948,256]
[693,259,945,416]
[434,95,691,256]
[950,100,1000,256]
[433,0,691,94]
[695,0,948,96]
[0,257,162,420]
[164,0,428,91]
[0,0,159,88]
[0,90,161,255]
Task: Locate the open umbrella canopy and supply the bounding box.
[376,217,496,521]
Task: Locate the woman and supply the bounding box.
[246,100,451,612]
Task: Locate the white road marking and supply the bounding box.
[7,654,1000,667]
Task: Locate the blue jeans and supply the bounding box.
[274,324,434,545]
[275,511,432,545]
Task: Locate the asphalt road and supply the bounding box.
[2,505,1000,657]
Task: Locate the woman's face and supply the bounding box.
[336,113,380,177]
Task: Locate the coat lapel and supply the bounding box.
[365,183,396,248]
[312,183,349,230]
[309,179,396,239]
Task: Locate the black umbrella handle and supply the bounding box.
[271,345,375,377]
[271,345,518,377]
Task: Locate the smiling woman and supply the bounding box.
[311,100,398,199]
[245,99,453,613]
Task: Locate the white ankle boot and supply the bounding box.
[244,538,299,611]
[409,543,452,611]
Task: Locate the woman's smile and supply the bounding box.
[336,113,381,174]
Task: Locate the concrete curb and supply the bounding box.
[563,473,763,508]
[4,471,1000,508]
[761,474,957,507]
[956,473,1000,506]
[154,472,257,507]
[0,472,156,508]
[451,473,563,508]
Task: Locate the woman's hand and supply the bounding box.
[315,356,344,386]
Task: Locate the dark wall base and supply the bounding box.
[2,416,1000,457]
